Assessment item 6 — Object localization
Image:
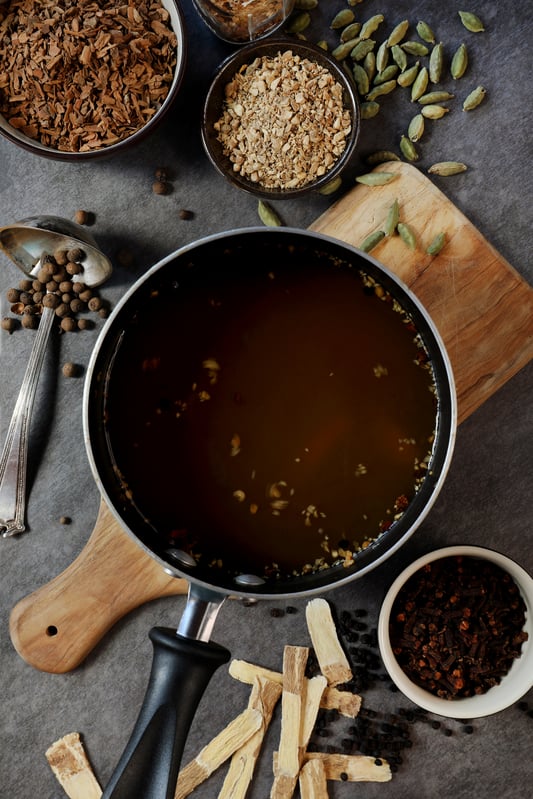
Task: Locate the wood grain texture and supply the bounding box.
[310,161,533,424]
[9,499,187,673]
[10,164,533,673]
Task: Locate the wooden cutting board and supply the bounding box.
[10,162,533,673]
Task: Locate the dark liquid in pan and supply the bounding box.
[103,251,437,580]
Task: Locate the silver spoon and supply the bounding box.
[0,216,112,537]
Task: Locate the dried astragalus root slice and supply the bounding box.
[305,598,352,686]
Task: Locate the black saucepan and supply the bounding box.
[83,228,456,798]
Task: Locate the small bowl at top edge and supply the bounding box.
[201,37,360,200]
[0,0,187,160]
[377,545,533,718]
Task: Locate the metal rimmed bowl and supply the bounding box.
[0,0,187,160]
[201,38,360,200]
[378,545,533,718]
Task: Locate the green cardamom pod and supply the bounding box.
[360,14,385,40]
[366,150,401,165]
[360,230,385,253]
[330,9,355,30]
[458,11,485,33]
[356,171,399,186]
[316,40,329,51]
[294,0,318,8]
[360,101,380,119]
[463,85,486,111]
[397,222,417,250]
[408,113,425,143]
[402,41,429,57]
[426,232,447,255]
[411,66,429,101]
[352,63,370,96]
[400,134,419,161]
[384,198,400,236]
[287,12,311,34]
[416,21,435,44]
[332,38,360,60]
[363,51,377,82]
[428,161,468,176]
[418,90,455,104]
[391,44,407,72]
[366,79,397,102]
[397,61,420,87]
[258,200,282,227]
[351,39,376,61]
[341,22,362,42]
[376,40,390,72]
[429,42,444,84]
[451,43,468,79]
[421,104,450,119]
[374,65,399,85]
[387,19,409,47]
[318,176,343,195]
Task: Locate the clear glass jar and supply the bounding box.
[192,0,296,44]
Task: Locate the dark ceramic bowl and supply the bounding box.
[202,38,360,200]
[0,0,187,160]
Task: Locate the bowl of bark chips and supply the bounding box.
[202,37,360,199]
[0,0,186,159]
[378,546,533,717]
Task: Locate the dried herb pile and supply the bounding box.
[389,556,528,699]
[0,0,177,152]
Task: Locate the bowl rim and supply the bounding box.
[377,545,533,717]
[201,36,361,200]
[0,0,187,160]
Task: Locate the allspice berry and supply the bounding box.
[152,179,168,195]
[42,293,60,309]
[179,209,194,220]
[22,313,39,329]
[62,362,81,378]
[1,317,17,333]
[6,288,20,303]
[66,247,84,262]
[66,261,83,276]
[60,317,77,332]
[88,296,102,312]
[74,210,89,225]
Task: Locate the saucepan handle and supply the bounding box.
[102,626,230,799]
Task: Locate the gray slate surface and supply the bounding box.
[1,1,532,797]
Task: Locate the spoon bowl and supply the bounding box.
[0,216,112,287]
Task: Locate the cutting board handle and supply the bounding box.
[9,500,188,674]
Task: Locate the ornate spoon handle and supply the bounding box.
[0,305,55,537]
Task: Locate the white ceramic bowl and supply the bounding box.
[378,545,533,718]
